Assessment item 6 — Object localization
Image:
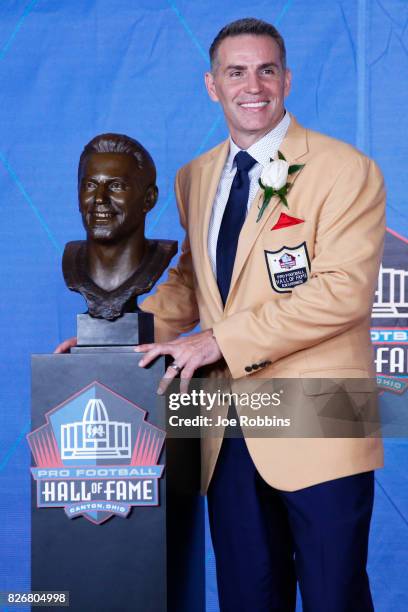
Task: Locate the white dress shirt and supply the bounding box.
[207,112,291,276]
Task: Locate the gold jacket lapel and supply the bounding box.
[279,114,309,167]
[197,140,229,313]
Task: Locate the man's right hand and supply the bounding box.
[54,337,77,353]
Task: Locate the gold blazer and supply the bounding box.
[142,115,386,492]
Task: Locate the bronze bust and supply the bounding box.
[63,133,177,320]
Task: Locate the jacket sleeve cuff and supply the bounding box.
[212,317,272,379]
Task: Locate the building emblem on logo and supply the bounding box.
[372,264,408,318]
[61,399,131,460]
[27,382,165,525]
[279,253,296,270]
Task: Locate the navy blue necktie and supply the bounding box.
[216,151,257,305]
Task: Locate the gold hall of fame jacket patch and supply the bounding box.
[264,241,311,293]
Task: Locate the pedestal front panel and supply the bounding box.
[30,352,204,612]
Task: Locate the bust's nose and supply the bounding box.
[95,183,108,204]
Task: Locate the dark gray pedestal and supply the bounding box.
[30,352,204,612]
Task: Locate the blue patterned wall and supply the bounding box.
[0,2,407,610]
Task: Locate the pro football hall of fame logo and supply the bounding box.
[27,381,165,525]
[371,229,408,395]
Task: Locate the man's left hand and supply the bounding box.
[135,329,222,394]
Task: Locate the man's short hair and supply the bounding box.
[209,18,286,71]
[78,133,156,184]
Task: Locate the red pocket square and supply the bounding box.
[271,212,304,230]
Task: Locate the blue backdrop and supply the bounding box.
[0,1,407,610]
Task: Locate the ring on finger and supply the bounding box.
[170,362,182,373]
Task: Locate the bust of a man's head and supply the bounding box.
[63,133,177,321]
[78,133,158,245]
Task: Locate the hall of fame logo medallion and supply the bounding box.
[27,381,165,525]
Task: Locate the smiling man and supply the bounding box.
[136,18,386,612]
[205,29,291,149]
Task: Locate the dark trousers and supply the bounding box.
[207,437,374,612]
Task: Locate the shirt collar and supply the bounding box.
[226,111,291,171]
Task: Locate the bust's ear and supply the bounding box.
[143,185,158,212]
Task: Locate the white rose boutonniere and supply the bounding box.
[256,151,305,222]
[261,158,289,190]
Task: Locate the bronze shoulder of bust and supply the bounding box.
[62,238,177,320]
